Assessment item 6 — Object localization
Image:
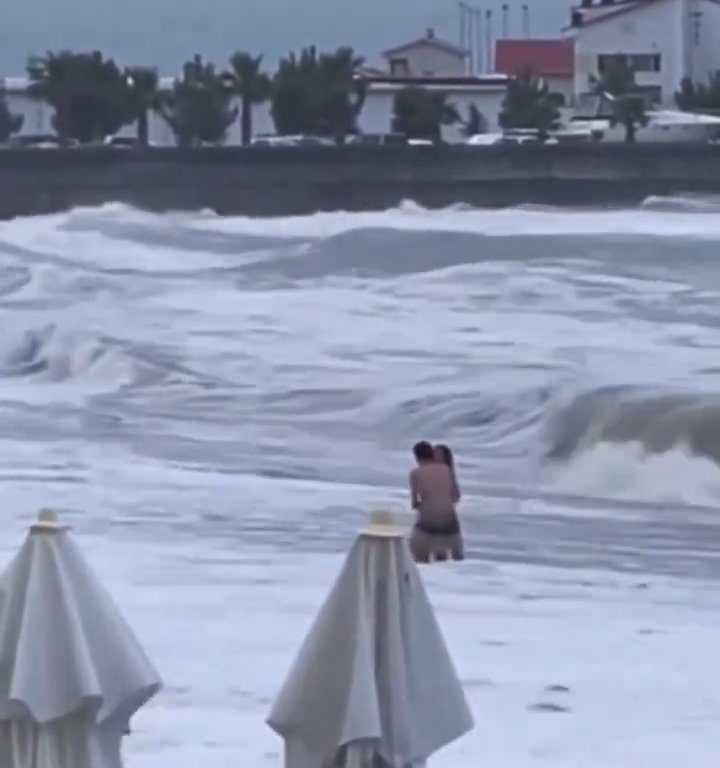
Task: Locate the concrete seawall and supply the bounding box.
[2,143,720,218]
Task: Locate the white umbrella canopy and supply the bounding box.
[268,511,474,768]
[0,510,161,768]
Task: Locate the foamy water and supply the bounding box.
[1,199,720,766]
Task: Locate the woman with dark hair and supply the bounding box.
[434,444,461,504]
[408,441,465,563]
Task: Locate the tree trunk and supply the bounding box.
[137,109,149,147]
[241,97,252,146]
[625,120,636,143]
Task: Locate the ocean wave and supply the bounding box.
[239,227,539,280]
[191,199,720,240]
[0,323,212,395]
[7,197,720,244]
[3,202,720,286]
[640,194,720,213]
[382,387,549,452]
[240,228,720,283]
[0,324,135,387]
[1,201,719,517]
[0,266,32,297]
[544,385,720,467]
[61,208,306,259]
[547,441,720,507]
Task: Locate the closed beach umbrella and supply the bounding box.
[268,510,473,768]
[0,509,161,768]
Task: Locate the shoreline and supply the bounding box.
[1,143,720,219]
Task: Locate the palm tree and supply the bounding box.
[27,51,133,143]
[675,71,720,112]
[271,46,366,142]
[227,52,271,145]
[594,58,648,143]
[608,93,648,143]
[392,87,460,143]
[317,47,367,143]
[499,72,561,138]
[125,66,159,146]
[160,56,238,147]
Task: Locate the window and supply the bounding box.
[597,54,624,74]
[597,53,661,74]
[390,57,410,77]
[629,54,661,72]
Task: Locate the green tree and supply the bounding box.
[125,66,159,146]
[462,103,488,137]
[391,87,459,143]
[0,92,23,142]
[675,71,720,112]
[271,46,366,142]
[159,55,238,146]
[596,58,648,143]
[227,52,271,146]
[317,47,367,143]
[27,51,134,143]
[498,72,561,137]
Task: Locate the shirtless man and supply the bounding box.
[408,441,464,563]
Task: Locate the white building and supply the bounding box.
[564,0,720,107]
[359,74,509,141]
[1,77,49,136]
[357,30,509,140]
[382,28,468,78]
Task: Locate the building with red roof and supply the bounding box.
[495,39,575,104]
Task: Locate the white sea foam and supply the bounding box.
[548,441,720,507]
[0,201,719,766]
[185,198,720,239]
[61,535,720,768]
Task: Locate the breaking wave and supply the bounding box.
[640,194,720,213]
[3,200,720,514]
[0,323,207,395]
[548,442,720,507]
[544,387,720,466]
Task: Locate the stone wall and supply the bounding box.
[1,143,719,219]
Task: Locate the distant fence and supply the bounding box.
[0,143,719,218]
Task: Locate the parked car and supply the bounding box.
[104,136,137,148]
[251,134,335,147]
[347,133,408,146]
[466,133,504,145]
[8,134,80,149]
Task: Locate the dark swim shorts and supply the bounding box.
[415,514,460,537]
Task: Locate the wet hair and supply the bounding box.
[413,441,435,462]
[435,444,454,469]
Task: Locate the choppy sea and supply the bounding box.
[1,197,720,767]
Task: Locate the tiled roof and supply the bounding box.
[495,39,574,77]
[383,32,468,59]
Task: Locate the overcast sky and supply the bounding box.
[2,0,574,74]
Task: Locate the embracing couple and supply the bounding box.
[409,441,464,564]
